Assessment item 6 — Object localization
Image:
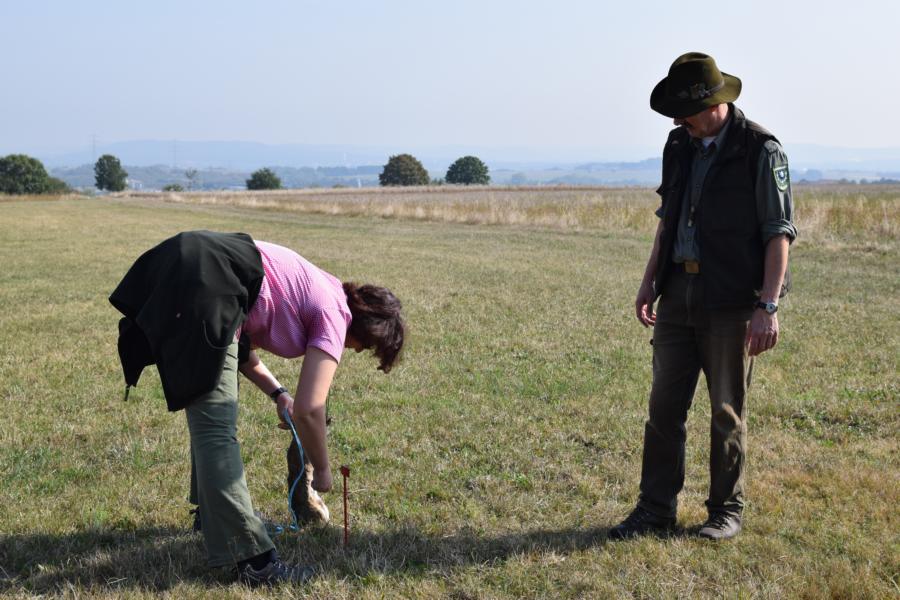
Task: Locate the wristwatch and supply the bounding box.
[268,386,289,402]
[755,301,778,314]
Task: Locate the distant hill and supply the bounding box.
[40,140,900,190]
[41,141,393,171]
[51,164,382,191]
[37,140,662,171]
[51,160,900,192]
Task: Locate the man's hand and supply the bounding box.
[749,235,789,357]
[635,280,657,327]
[311,466,333,493]
[746,310,779,356]
[276,394,294,430]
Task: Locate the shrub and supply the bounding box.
[246,168,282,190]
[162,183,184,192]
[45,177,71,194]
[379,154,429,186]
[446,155,490,185]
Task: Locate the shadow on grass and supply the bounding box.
[0,526,217,593]
[0,523,617,592]
[282,523,621,582]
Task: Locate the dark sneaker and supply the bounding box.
[608,506,676,540]
[698,512,742,540]
[236,558,313,586]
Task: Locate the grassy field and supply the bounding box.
[149,183,900,241]
[0,187,897,599]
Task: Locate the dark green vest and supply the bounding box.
[655,105,777,309]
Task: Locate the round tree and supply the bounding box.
[246,168,282,190]
[94,154,128,191]
[0,154,51,194]
[379,154,429,186]
[445,155,490,185]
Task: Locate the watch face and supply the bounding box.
[756,301,778,314]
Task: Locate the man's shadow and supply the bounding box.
[1,523,618,592]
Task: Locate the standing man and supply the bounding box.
[610,52,797,541]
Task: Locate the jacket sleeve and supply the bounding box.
[755,139,798,244]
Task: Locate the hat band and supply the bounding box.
[674,80,725,101]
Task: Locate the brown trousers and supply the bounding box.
[637,269,754,519]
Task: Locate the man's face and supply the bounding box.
[673,106,719,139]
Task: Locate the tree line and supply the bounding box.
[243,154,490,190]
[0,152,489,194]
[0,153,129,194]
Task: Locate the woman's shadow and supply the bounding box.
[1,526,213,592]
[1,523,616,592]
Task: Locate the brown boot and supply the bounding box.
[286,438,330,525]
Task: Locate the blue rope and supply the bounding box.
[283,408,306,532]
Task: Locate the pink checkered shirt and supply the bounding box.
[240,241,351,361]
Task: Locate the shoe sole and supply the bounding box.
[697,528,741,540]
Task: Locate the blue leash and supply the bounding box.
[283,408,306,532]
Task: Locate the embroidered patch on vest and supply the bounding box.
[773,166,790,192]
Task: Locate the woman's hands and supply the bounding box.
[312,466,333,493]
[275,393,293,430]
[242,347,339,491]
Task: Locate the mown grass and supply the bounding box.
[0,190,897,599]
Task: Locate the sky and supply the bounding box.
[2,0,899,163]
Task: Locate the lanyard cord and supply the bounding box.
[282,408,306,532]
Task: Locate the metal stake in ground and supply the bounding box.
[340,465,350,548]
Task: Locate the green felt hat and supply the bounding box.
[650,52,741,118]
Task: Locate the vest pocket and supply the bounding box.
[201,295,241,350]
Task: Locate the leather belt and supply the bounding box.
[683,260,700,274]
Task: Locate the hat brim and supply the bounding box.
[650,72,741,119]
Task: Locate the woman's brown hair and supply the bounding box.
[343,282,406,373]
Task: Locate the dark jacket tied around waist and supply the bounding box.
[655,105,787,308]
[109,231,264,411]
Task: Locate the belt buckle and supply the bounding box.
[684,261,700,274]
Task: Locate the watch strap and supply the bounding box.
[268,386,289,402]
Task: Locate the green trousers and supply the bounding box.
[185,342,274,567]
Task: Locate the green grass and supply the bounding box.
[0,193,897,599]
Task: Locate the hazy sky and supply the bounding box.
[2,0,898,160]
